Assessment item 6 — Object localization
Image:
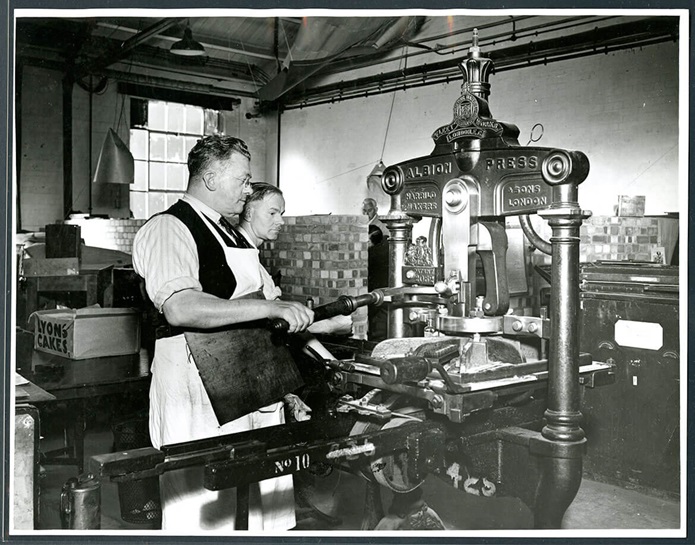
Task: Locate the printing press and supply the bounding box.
[80,31,615,530]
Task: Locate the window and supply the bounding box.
[129,98,223,219]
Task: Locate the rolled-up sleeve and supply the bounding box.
[132,214,202,311]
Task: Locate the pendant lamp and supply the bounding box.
[170,26,206,57]
[93,129,134,185]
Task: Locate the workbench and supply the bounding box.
[25,349,150,473]
[17,264,114,327]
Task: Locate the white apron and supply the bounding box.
[149,216,295,532]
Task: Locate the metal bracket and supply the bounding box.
[504,315,550,339]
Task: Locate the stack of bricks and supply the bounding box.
[531,215,663,267]
[505,214,666,317]
[579,215,661,262]
[64,218,147,254]
[259,215,370,339]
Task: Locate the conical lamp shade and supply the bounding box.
[93,129,134,184]
[367,160,385,186]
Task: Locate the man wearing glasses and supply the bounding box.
[132,135,315,531]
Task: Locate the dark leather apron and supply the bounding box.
[184,290,303,425]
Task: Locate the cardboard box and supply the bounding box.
[31,307,140,360]
[617,195,646,217]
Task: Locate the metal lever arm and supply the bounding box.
[269,290,385,331]
[477,221,510,316]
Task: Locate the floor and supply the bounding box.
[29,415,681,535]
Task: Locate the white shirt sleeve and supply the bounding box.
[260,265,282,300]
[132,214,202,311]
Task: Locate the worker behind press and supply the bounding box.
[237,182,353,337]
[132,135,315,531]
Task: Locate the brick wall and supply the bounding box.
[66,214,372,339]
[67,213,673,338]
[64,217,146,254]
[259,214,370,339]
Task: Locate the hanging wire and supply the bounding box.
[113,51,135,133]
[113,90,126,131]
[239,40,259,93]
[280,18,294,65]
[379,46,407,161]
[234,30,262,138]
[309,48,410,186]
[317,160,382,184]
[274,17,282,73]
[380,83,397,160]
[627,143,677,186]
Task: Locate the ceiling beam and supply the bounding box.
[74,18,184,78]
[95,21,279,61]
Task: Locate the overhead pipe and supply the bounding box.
[112,72,252,101]
[19,50,266,100]
[284,35,675,111]
[284,38,674,110]
[322,15,598,77]
[282,18,678,109]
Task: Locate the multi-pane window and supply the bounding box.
[129,98,222,219]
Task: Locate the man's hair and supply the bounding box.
[240,182,284,222]
[188,135,251,179]
[363,198,377,208]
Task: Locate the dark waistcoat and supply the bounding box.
[161,199,240,298]
[146,200,246,339]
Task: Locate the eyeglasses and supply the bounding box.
[234,176,252,189]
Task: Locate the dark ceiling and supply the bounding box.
[15,13,679,109]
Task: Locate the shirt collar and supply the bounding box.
[236,225,258,249]
[183,193,222,223]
